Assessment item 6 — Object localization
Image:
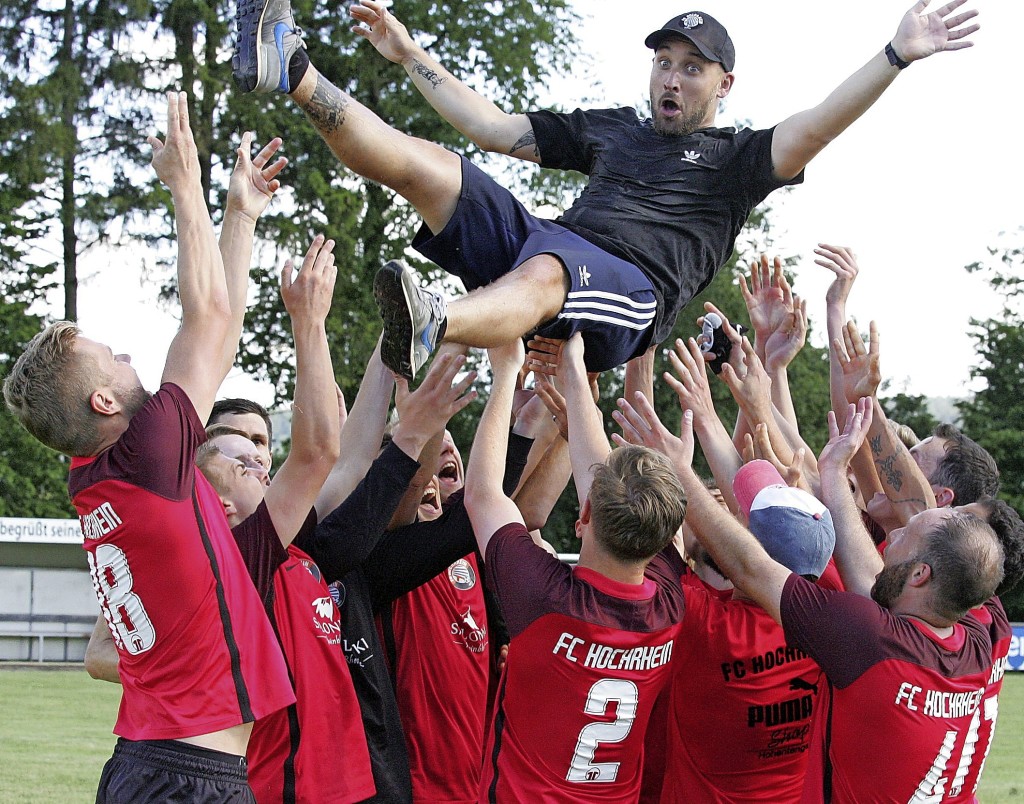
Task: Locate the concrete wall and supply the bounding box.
[0,567,97,661]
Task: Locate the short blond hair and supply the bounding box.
[589,445,687,563]
[3,321,105,457]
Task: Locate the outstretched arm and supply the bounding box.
[350,1,538,161]
[218,133,286,377]
[264,236,341,545]
[465,342,527,553]
[771,1,979,179]
[314,339,395,520]
[818,401,884,597]
[155,92,231,424]
[558,334,611,506]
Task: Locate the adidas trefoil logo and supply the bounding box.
[681,150,702,164]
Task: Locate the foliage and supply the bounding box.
[879,391,938,441]
[958,227,1024,619]
[0,0,159,321]
[0,291,76,518]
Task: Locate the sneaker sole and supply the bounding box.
[373,262,416,381]
[233,0,273,93]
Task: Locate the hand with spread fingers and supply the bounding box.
[226,132,288,224]
[350,0,418,65]
[612,392,695,479]
[664,337,718,429]
[742,424,809,493]
[890,0,979,64]
[834,320,881,405]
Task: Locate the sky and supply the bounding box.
[69,0,1023,406]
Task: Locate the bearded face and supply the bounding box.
[870,558,918,609]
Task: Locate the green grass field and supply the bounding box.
[0,667,1021,802]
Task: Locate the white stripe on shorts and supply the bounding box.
[557,310,653,330]
[566,290,658,310]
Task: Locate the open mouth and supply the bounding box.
[439,461,459,484]
[659,97,681,117]
[420,484,441,513]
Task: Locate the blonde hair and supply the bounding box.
[589,445,687,562]
[3,321,105,456]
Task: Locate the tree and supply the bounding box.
[0,0,159,321]
[957,228,1024,618]
[144,0,582,405]
[0,283,76,518]
[879,391,938,441]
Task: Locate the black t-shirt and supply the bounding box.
[528,107,803,342]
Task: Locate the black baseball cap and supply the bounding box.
[645,11,735,72]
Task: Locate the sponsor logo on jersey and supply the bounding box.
[343,635,374,668]
[681,149,702,164]
[79,501,122,540]
[450,606,488,653]
[299,557,322,583]
[447,559,476,591]
[311,595,341,644]
[330,581,345,607]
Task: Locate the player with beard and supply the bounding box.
[615,393,1007,803]
[4,93,294,802]
[234,0,977,378]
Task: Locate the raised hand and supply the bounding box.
[535,378,569,441]
[226,132,288,224]
[762,294,807,373]
[350,0,419,64]
[525,335,563,378]
[815,243,860,309]
[281,235,337,324]
[147,91,199,191]
[891,0,979,63]
[665,337,718,427]
[487,339,526,378]
[739,255,790,346]
[834,320,881,404]
[395,350,478,447]
[720,337,773,421]
[612,392,695,477]
[818,399,874,476]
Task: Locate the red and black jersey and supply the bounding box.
[481,524,686,803]
[234,503,375,804]
[70,383,293,741]
[781,575,1002,803]
[660,588,824,803]
[961,598,1011,798]
[388,553,490,803]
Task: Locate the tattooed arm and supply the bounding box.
[866,398,937,525]
[349,1,540,162]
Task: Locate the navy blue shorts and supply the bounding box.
[95,738,255,803]
[412,157,656,372]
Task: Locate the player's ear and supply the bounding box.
[90,389,120,416]
[933,487,955,508]
[579,496,592,524]
[717,71,734,99]
[907,561,933,589]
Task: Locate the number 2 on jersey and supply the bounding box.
[566,678,639,783]
[87,543,156,655]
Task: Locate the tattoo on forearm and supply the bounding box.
[411,59,446,90]
[305,76,348,133]
[869,435,883,456]
[875,454,903,492]
[510,130,539,157]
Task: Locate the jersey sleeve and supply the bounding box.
[727,126,804,211]
[78,383,206,501]
[484,522,572,639]
[298,440,420,583]
[231,501,290,609]
[363,490,477,610]
[780,574,901,689]
[527,107,636,174]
